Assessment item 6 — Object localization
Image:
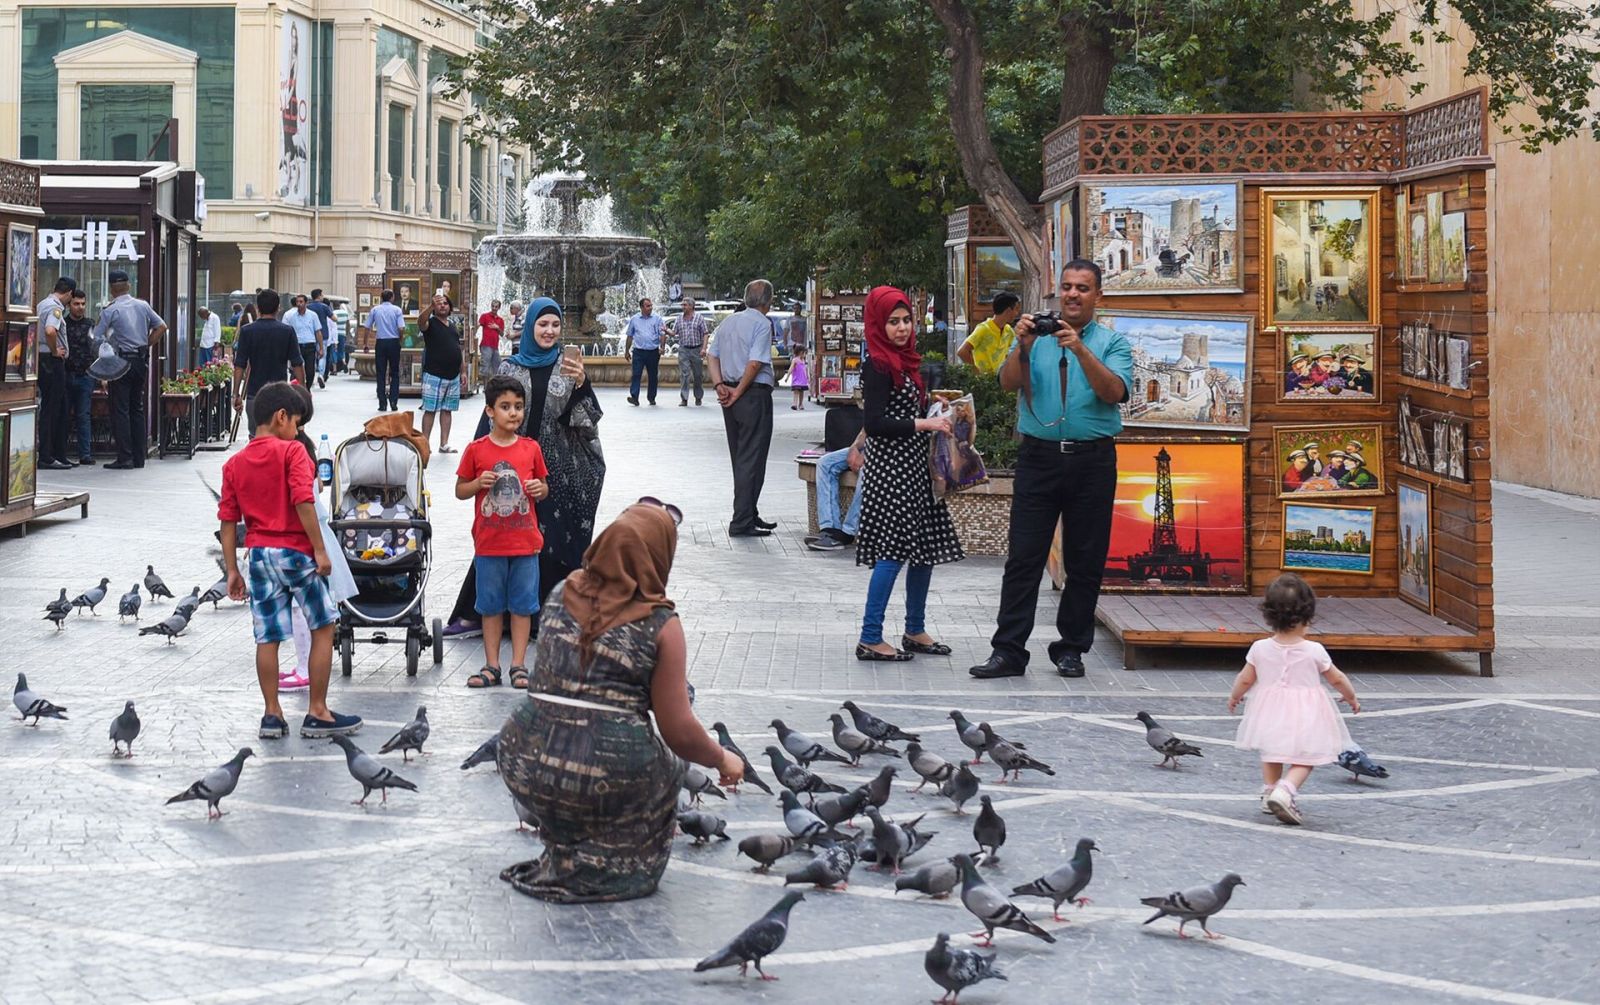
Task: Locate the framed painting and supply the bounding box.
[1407,209,1429,281]
[430,272,460,305]
[818,376,843,395]
[972,245,1023,305]
[1104,439,1248,593]
[1079,179,1243,295]
[1097,310,1253,432]
[1262,187,1381,326]
[22,321,38,382]
[1281,503,1376,576]
[1046,190,1076,290]
[1425,192,1445,284]
[0,412,6,504]
[821,355,842,378]
[1445,336,1470,390]
[389,277,425,317]
[1397,395,1431,470]
[6,222,36,314]
[1394,189,1408,280]
[1272,422,1384,499]
[357,292,372,308]
[821,304,840,321]
[3,322,24,381]
[1397,479,1433,613]
[6,405,38,504]
[842,372,861,395]
[822,336,842,352]
[1439,211,1467,283]
[1277,325,1379,402]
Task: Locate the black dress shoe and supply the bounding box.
[627,396,640,406]
[78,457,96,466]
[968,654,1025,679]
[1054,652,1087,678]
[105,461,135,470]
[728,527,773,537]
[753,517,778,530]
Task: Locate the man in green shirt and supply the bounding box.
[971,259,1133,680]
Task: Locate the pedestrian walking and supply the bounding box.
[674,298,709,406]
[787,353,809,410]
[229,301,244,327]
[478,298,506,387]
[306,289,335,386]
[197,306,221,366]
[1228,574,1361,826]
[368,290,404,411]
[420,293,464,453]
[623,298,665,405]
[708,279,777,536]
[853,286,963,661]
[286,295,324,390]
[230,289,306,437]
[35,276,75,470]
[62,289,98,465]
[93,269,168,469]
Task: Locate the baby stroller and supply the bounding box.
[327,433,441,675]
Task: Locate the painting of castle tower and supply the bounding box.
[1098,310,1255,433]
[1079,180,1243,295]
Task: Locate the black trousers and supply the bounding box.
[109,351,150,466]
[630,347,660,402]
[374,338,402,407]
[37,355,72,464]
[990,436,1118,665]
[721,383,774,532]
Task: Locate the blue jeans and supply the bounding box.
[70,373,95,459]
[816,447,862,536]
[860,560,932,645]
[197,346,214,366]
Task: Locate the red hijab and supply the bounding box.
[863,285,922,394]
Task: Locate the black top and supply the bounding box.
[421,316,462,379]
[234,320,305,396]
[862,365,918,439]
[63,315,96,376]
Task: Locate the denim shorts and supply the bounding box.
[247,547,339,643]
[474,554,540,617]
[421,373,461,412]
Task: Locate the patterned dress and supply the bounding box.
[855,369,964,568]
[497,581,682,903]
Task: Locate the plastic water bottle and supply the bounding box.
[317,434,333,485]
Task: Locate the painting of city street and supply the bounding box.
[1273,422,1385,499]
[1099,310,1253,432]
[1282,503,1376,576]
[1079,180,1242,295]
[1264,188,1380,326]
[1105,441,1247,593]
[1278,325,1380,402]
[1398,479,1433,612]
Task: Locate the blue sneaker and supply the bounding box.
[300,711,363,738]
[259,714,289,739]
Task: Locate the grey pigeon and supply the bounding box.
[512,793,539,832]
[460,735,499,771]
[770,718,851,766]
[144,565,175,601]
[44,589,72,618]
[828,712,900,764]
[737,834,804,872]
[841,699,920,742]
[1136,711,1204,768]
[906,742,955,791]
[1337,748,1390,781]
[173,586,202,620]
[954,853,1056,946]
[779,789,828,842]
[809,786,868,830]
[693,891,804,981]
[971,795,1006,864]
[948,710,990,764]
[1141,873,1245,939]
[863,764,898,808]
[1013,838,1098,920]
[109,700,141,757]
[71,577,111,615]
[712,721,774,795]
[896,858,961,899]
[865,806,913,874]
[117,584,142,622]
[42,607,68,631]
[979,722,1055,782]
[166,747,253,819]
[784,840,858,891]
[13,674,68,724]
[329,734,418,805]
[925,932,1006,1003]
[378,706,430,762]
[765,746,846,796]
[683,764,729,805]
[138,611,191,644]
[199,576,230,610]
[678,810,730,844]
[940,763,981,814]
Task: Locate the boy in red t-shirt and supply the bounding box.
[455,375,549,688]
[219,381,363,740]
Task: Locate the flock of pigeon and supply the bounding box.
[42,565,232,644]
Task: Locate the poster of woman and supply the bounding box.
[277,13,311,205]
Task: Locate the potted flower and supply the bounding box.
[159,370,203,458]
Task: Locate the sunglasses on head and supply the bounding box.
[637,496,683,526]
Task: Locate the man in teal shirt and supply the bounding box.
[971,259,1133,680]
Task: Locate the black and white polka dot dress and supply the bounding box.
[855,368,965,568]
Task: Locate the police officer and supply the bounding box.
[92,270,167,469]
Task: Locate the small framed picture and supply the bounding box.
[1447,421,1467,481]
[1397,479,1433,613]
[821,304,840,321]
[1273,422,1384,499]
[843,355,860,371]
[3,322,25,381]
[818,377,843,395]
[1277,325,1378,403]
[823,336,843,352]
[22,321,38,382]
[846,320,865,339]
[1281,502,1376,576]
[390,277,425,316]
[1430,419,1449,475]
[842,372,861,395]
[1446,336,1470,390]
[358,292,372,308]
[845,340,863,356]
[359,311,371,328]
[821,355,842,378]
[6,223,37,314]
[4,404,38,504]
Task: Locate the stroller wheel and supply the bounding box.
[340,630,354,676]
[431,618,444,665]
[406,634,421,676]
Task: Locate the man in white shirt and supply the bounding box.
[198,306,222,365]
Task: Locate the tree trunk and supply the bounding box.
[926,0,1048,311]
[1057,17,1116,125]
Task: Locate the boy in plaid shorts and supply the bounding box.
[220,381,364,739]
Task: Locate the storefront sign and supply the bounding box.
[36,222,144,261]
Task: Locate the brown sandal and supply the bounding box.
[509,666,530,689]
[467,666,503,688]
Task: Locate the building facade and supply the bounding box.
[0,0,528,310]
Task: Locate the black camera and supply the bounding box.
[1031,311,1062,337]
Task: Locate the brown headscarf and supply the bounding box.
[562,504,678,663]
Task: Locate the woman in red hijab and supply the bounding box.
[853,286,965,660]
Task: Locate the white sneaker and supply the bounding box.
[1266,786,1303,825]
[1259,791,1274,815]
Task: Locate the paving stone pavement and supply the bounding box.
[2,373,1597,1004]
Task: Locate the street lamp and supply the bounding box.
[497,154,515,235]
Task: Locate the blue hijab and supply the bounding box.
[509,297,563,369]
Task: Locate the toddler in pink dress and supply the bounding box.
[1228,573,1360,826]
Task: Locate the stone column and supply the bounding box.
[239,242,275,294]
[0,7,18,158]
[333,20,376,207]
[413,42,430,217]
[333,248,364,300]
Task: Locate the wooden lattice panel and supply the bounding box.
[1079,114,1404,177]
[356,273,386,287]
[0,159,41,209]
[1041,121,1080,197]
[385,251,475,271]
[946,207,969,242]
[1404,89,1489,169]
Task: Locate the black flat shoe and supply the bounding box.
[754,517,778,530]
[968,654,1025,679]
[729,527,772,537]
[857,644,913,662]
[902,636,952,656]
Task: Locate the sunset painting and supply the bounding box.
[1104,441,1247,593]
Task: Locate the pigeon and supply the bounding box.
[809,786,868,830]
[329,734,419,805]
[971,796,1006,865]
[683,765,729,805]
[71,577,111,615]
[827,713,900,764]
[711,722,774,795]
[138,611,191,644]
[954,853,1055,946]
[173,586,202,620]
[1337,748,1390,781]
[42,607,69,631]
[14,674,68,724]
[44,588,73,618]
[906,742,956,791]
[940,763,981,814]
[862,764,898,808]
[166,747,253,819]
[925,932,1007,1004]
[841,700,920,742]
[460,734,499,771]
[199,576,230,610]
[784,840,858,890]
[896,858,961,899]
[737,834,804,872]
[1141,873,1245,939]
[144,565,175,601]
[770,718,852,766]
[865,806,913,874]
[898,813,938,860]
[948,710,993,764]
[109,700,141,757]
[378,706,430,762]
[678,810,731,844]
[779,789,829,842]
[117,584,143,622]
[693,891,803,981]
[978,722,1055,782]
[511,793,539,832]
[1136,711,1204,768]
[1013,838,1098,921]
[765,746,847,796]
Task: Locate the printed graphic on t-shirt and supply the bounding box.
[483,461,532,520]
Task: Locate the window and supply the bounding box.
[313,21,333,206]
[437,120,453,219]
[81,84,173,161]
[388,104,406,212]
[469,144,484,222]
